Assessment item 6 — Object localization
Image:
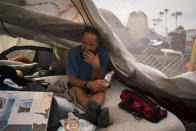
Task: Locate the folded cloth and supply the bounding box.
[3,79,23,89]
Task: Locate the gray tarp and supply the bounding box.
[83,0,196,120]
[84,0,196,99]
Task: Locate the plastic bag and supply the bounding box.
[58,112,96,131]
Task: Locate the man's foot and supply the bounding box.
[84,99,101,123]
[96,107,112,127]
[189,122,196,131]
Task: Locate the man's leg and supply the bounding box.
[71,87,90,110]
[72,87,112,126]
[91,91,105,106]
[71,87,105,109]
[92,91,113,127]
[71,87,102,123]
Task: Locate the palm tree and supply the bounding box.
[157,18,162,34]
[152,18,157,31]
[159,11,164,35]
[164,9,169,36]
[171,11,182,29]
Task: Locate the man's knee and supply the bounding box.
[71,87,87,96]
[93,91,105,97]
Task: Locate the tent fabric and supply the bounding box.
[96,9,196,100]
[0,0,83,71]
[1,0,84,23]
[82,0,196,120]
[0,0,84,48]
[72,0,94,26]
[0,36,66,75]
[0,35,50,53]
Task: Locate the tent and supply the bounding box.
[0,0,195,130]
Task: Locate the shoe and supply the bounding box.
[182,120,196,131]
[84,99,101,123]
[190,122,196,131]
[96,107,112,127]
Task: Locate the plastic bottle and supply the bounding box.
[104,70,115,87]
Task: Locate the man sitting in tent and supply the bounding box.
[67,26,112,127]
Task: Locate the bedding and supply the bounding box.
[34,75,186,131]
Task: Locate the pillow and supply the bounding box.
[0,60,38,75]
[0,60,26,65]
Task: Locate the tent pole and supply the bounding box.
[188,36,196,71]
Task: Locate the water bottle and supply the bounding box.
[104,70,115,87]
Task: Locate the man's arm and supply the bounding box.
[92,67,106,80]
[91,53,106,80]
[68,76,106,92]
[68,76,85,89]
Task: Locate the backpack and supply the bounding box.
[119,89,167,123]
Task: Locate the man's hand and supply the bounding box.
[83,51,100,69]
[87,80,107,93]
[83,50,105,80]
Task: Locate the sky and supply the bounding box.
[93,0,196,34]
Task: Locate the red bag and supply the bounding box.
[119,89,167,123]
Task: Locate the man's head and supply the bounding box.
[81,26,100,53]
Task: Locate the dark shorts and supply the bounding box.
[67,83,92,94]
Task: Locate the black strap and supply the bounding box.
[124,95,133,106]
